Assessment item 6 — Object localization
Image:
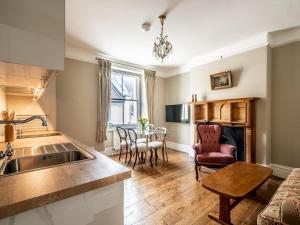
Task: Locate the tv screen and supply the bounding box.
[165,104,190,123]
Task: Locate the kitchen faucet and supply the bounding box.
[0,115,48,158]
[0,115,48,126]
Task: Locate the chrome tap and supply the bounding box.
[0,115,48,126]
[0,115,48,157]
[5,142,13,157]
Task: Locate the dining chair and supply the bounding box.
[150,127,167,165]
[127,129,155,169]
[116,127,129,163]
[146,123,154,133]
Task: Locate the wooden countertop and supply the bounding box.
[0,133,131,219]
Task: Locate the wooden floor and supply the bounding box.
[111,150,282,225]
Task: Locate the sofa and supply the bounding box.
[257,168,300,225]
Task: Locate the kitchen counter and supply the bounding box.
[0,133,131,220]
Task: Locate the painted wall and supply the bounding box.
[163,47,270,164]
[56,58,104,150]
[271,41,300,167]
[57,58,166,151]
[5,79,57,130]
[6,95,45,114]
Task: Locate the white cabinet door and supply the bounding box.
[0,0,65,70]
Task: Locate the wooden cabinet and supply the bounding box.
[192,97,258,163]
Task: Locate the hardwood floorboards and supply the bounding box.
[111,149,282,225]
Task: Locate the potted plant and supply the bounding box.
[137,117,149,135]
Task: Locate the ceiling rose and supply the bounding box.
[153,15,173,62]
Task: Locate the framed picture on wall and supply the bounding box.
[210,71,232,90]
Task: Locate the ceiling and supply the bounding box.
[66,0,300,70]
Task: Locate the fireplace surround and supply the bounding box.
[192,97,258,163]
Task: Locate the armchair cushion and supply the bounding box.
[196,152,234,164]
[220,144,236,155]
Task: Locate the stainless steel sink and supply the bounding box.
[0,143,95,176]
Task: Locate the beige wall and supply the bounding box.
[5,79,57,130]
[39,78,57,129]
[56,58,105,150]
[6,95,45,115]
[57,58,166,151]
[163,47,271,164]
[271,41,300,167]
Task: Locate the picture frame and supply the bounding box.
[210,71,232,90]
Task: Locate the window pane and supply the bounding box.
[110,101,123,124]
[124,101,137,124]
[111,74,122,99]
[123,76,137,100]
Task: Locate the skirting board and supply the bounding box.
[166,141,194,157]
[268,163,294,179]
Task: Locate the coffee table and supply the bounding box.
[202,162,272,225]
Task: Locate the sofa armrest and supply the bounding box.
[282,198,300,225]
[220,144,236,155]
[193,143,203,155]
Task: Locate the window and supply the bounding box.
[109,69,141,125]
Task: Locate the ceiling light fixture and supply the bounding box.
[153,15,173,62]
[141,22,151,32]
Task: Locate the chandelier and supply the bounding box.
[153,15,173,62]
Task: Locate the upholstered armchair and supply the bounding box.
[193,123,236,181]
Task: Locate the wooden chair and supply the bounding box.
[151,127,167,165]
[146,123,154,133]
[116,127,129,163]
[127,129,155,169]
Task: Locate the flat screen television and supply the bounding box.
[165,104,190,123]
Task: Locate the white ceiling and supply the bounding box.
[66,0,300,70]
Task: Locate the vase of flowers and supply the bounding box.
[137,117,149,135]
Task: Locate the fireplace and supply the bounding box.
[192,97,258,163]
[221,126,245,161]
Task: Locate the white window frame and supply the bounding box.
[109,68,141,127]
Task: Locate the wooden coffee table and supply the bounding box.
[202,162,272,225]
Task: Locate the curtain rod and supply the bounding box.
[95,57,155,73]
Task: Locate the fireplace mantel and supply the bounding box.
[192,97,259,163]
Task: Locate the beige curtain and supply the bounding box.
[144,70,156,124]
[96,58,111,142]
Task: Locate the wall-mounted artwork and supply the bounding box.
[210,71,232,90]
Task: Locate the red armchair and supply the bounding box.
[193,123,236,181]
